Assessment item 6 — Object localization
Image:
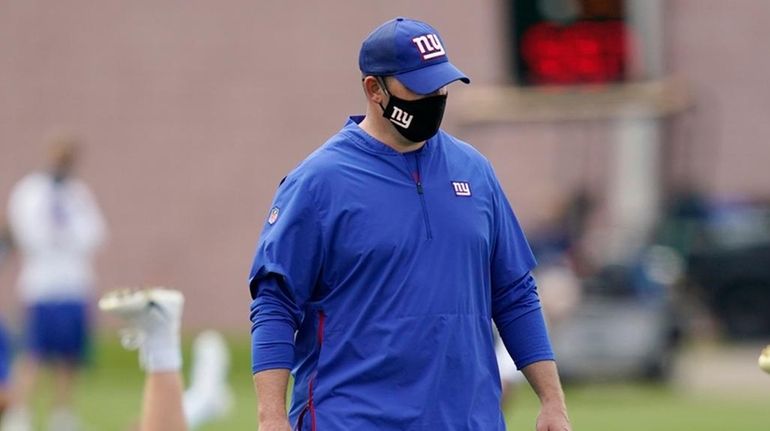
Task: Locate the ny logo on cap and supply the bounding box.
[390,106,413,129]
[412,34,446,60]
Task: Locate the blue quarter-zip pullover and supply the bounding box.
[249,116,554,430]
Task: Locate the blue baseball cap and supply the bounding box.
[359,17,470,95]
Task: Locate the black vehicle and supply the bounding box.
[684,206,770,339]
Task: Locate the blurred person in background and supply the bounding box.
[0,224,13,421]
[528,191,591,327]
[530,190,596,278]
[1,137,106,431]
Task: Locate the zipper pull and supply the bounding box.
[416,182,424,194]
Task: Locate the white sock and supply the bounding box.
[140,313,182,372]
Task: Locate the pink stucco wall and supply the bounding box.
[0,1,767,328]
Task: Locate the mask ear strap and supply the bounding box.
[375,76,390,113]
[376,76,391,97]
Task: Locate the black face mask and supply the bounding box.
[378,78,447,143]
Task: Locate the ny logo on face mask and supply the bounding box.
[412,34,446,60]
[390,106,414,129]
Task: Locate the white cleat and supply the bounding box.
[183,330,234,429]
[47,407,83,431]
[99,288,183,321]
[0,406,32,431]
[99,288,184,371]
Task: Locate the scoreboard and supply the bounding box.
[511,0,634,86]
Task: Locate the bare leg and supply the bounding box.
[52,364,77,409]
[500,380,520,408]
[11,356,39,408]
[47,362,84,431]
[0,357,38,430]
[140,372,187,431]
[0,389,8,418]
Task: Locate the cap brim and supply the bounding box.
[395,61,470,95]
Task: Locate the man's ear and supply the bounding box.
[362,76,385,105]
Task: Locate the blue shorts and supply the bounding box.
[25,301,91,365]
[0,320,10,386]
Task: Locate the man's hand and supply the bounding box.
[258,418,292,431]
[536,402,571,431]
[521,361,571,431]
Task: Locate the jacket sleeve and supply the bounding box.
[487,163,554,369]
[492,272,555,369]
[248,173,325,374]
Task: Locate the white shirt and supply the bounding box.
[7,172,106,303]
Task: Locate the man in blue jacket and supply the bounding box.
[250,17,571,431]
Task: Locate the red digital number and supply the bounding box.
[521,20,631,85]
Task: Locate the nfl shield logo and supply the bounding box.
[267,207,280,225]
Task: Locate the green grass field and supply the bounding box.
[19,335,767,430]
